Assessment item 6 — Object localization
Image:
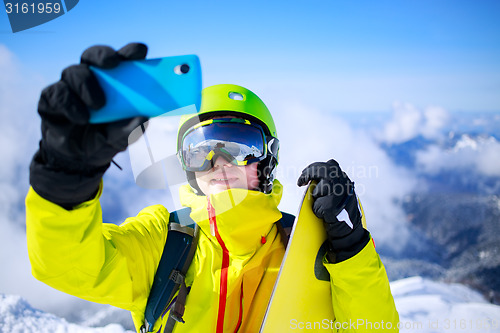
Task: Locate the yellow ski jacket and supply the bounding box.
[26,180,399,332]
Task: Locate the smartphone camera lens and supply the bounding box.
[174,64,190,75]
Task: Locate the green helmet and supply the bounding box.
[177,84,279,194]
[177,84,277,143]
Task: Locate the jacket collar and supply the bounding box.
[179,180,283,256]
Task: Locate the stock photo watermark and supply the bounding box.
[3,0,79,33]
[289,318,499,331]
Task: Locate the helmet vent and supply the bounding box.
[228,92,244,101]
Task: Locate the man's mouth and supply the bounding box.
[210,177,238,185]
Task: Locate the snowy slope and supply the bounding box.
[0,294,133,333]
[393,277,500,333]
[2,277,500,333]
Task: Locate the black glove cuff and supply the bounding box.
[29,150,107,210]
[327,228,371,263]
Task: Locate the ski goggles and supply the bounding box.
[178,118,278,172]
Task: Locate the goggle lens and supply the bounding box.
[180,119,267,171]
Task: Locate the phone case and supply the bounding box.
[89,55,202,123]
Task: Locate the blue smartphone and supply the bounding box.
[89,55,202,123]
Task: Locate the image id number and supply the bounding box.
[5,2,61,14]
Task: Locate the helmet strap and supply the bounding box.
[186,171,204,195]
[257,156,277,194]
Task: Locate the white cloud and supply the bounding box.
[0,44,42,228]
[421,106,449,139]
[381,103,423,144]
[416,135,500,177]
[379,102,449,144]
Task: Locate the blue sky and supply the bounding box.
[1,0,499,112]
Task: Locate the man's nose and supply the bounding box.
[212,156,233,168]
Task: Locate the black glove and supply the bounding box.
[297,159,370,262]
[30,43,149,210]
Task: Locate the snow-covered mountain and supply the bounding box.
[393,277,500,333]
[2,277,500,332]
[374,114,500,304]
[0,294,133,333]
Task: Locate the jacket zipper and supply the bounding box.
[208,199,231,333]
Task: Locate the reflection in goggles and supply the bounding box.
[180,119,267,171]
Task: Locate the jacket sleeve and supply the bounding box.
[324,237,399,332]
[25,185,169,329]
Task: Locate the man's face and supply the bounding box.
[190,115,261,195]
[194,156,259,195]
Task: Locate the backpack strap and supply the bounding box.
[164,223,199,332]
[141,207,199,333]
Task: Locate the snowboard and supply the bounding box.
[260,182,366,332]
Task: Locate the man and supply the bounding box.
[26,43,399,332]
